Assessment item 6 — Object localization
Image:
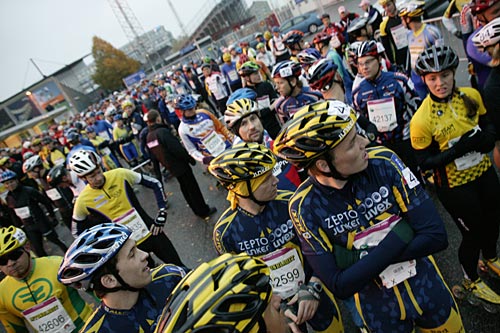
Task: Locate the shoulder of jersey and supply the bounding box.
[275,190,294,201]
[151,264,187,281]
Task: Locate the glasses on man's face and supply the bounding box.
[0,248,24,266]
[357,57,377,68]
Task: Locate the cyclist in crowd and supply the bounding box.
[255,42,275,70]
[283,30,306,62]
[359,0,383,33]
[379,0,410,71]
[410,45,500,304]
[269,26,291,63]
[221,52,243,93]
[1,170,68,257]
[155,253,289,333]
[273,100,465,333]
[0,226,93,333]
[352,40,422,181]
[68,149,184,267]
[85,125,119,171]
[473,17,500,168]
[112,114,140,168]
[297,48,322,75]
[157,86,181,129]
[471,0,500,25]
[307,59,345,102]
[58,223,186,333]
[202,62,229,117]
[176,94,233,166]
[225,98,301,191]
[145,109,217,220]
[209,143,343,333]
[235,64,282,138]
[43,137,69,168]
[399,0,443,100]
[23,155,74,230]
[273,60,322,125]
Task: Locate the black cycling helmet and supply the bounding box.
[415,45,459,76]
[47,164,68,187]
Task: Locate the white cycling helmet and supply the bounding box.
[68,150,101,176]
[22,155,44,173]
[472,17,500,51]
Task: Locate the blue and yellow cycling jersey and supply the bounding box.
[0,256,93,333]
[80,264,185,333]
[213,190,303,258]
[288,146,463,332]
[213,191,343,333]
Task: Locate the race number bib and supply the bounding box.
[227,70,239,82]
[390,24,409,50]
[22,297,76,333]
[379,260,417,289]
[14,206,31,219]
[257,96,271,109]
[98,131,110,140]
[261,247,305,299]
[367,97,397,132]
[101,147,111,155]
[353,215,402,250]
[202,132,226,157]
[53,158,65,166]
[45,189,62,201]
[448,129,484,170]
[113,209,150,242]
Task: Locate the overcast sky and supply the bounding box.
[0,0,260,102]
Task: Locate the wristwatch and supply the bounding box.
[308,281,323,294]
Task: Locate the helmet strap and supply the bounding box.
[104,266,140,293]
[316,153,349,181]
[246,180,272,207]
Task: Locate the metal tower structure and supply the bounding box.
[107,0,156,71]
[166,0,188,36]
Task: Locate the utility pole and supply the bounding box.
[166,0,188,36]
[30,58,47,78]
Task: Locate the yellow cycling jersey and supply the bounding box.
[410,87,491,188]
[0,256,93,333]
[73,168,152,243]
[113,126,130,141]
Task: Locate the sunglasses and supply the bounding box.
[0,248,25,265]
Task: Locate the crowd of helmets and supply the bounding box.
[0,0,496,220]
[0,0,498,229]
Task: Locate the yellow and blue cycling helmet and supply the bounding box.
[273,100,357,168]
[208,142,276,189]
[0,226,28,257]
[154,253,272,333]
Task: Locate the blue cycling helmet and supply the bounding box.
[113,114,123,121]
[0,170,17,183]
[86,125,96,133]
[272,60,302,79]
[175,94,197,111]
[227,88,257,105]
[57,223,132,290]
[297,48,322,66]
